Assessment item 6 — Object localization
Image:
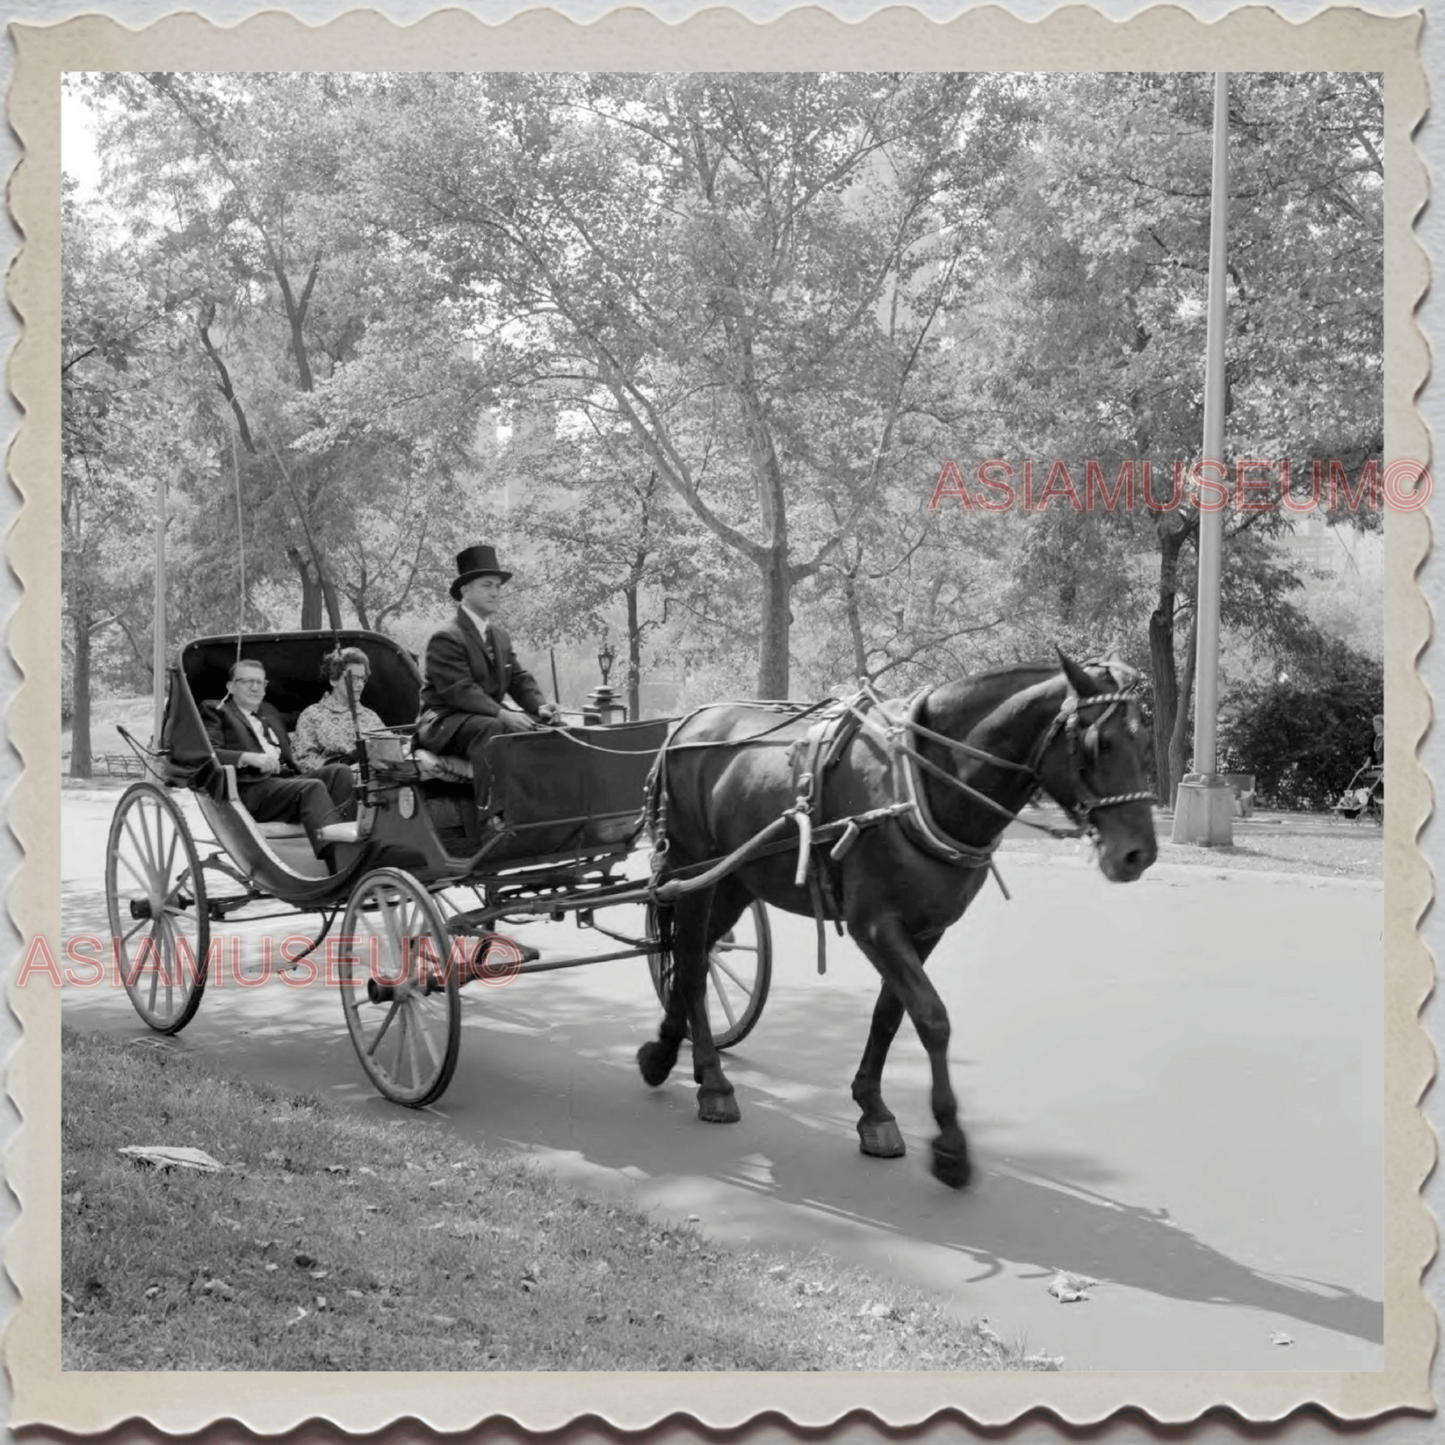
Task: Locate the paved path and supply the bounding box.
[60,789,1382,1371]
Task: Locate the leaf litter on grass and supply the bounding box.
[62,1026,1058,1372]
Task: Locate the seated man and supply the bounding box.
[415,544,560,815]
[203,658,356,868]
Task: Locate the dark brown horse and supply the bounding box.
[637,653,1158,1188]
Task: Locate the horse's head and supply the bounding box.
[1034,651,1158,883]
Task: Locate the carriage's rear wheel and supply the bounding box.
[338,868,460,1107]
[105,783,210,1034]
[646,899,772,1050]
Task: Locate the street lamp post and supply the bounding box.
[1172,71,1235,847]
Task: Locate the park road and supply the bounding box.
[60,788,1383,1372]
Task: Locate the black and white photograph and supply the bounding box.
[10,2,1433,1432]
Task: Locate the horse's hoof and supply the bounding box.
[637,1042,674,1088]
[931,1140,972,1190]
[857,1120,907,1159]
[697,1088,741,1124]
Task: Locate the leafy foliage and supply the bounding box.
[1219,640,1382,810]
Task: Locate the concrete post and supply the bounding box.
[1172,72,1236,847]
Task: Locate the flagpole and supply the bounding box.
[1172,71,1235,846]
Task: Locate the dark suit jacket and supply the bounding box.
[417,609,546,751]
[203,697,303,775]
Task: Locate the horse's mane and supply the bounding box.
[923,661,1063,736]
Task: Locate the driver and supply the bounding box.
[415,544,560,814]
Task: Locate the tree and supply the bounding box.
[81,72,492,634]
[61,181,179,775]
[957,72,1383,801]
[353,72,1026,697]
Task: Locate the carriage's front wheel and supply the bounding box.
[647,899,772,1050]
[338,868,460,1107]
[105,783,210,1034]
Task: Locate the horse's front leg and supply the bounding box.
[637,887,742,1124]
[851,916,968,1188]
[684,884,747,1123]
[851,983,908,1160]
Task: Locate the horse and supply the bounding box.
[637,651,1158,1189]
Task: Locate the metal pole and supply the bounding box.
[1194,69,1229,778]
[1172,72,1234,846]
[152,467,167,748]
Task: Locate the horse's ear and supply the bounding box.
[1057,649,1101,698]
[1101,647,1138,691]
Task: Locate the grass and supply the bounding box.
[62,1027,1057,1373]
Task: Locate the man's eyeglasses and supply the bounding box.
[233,677,268,689]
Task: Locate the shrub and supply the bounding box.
[1219,642,1382,811]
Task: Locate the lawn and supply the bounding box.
[62,1027,1057,1373]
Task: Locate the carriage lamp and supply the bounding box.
[585,637,626,726]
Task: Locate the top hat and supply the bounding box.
[450,544,512,600]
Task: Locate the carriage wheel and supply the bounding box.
[104,783,210,1034]
[338,868,460,1107]
[646,899,772,1050]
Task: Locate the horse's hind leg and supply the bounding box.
[851,919,968,1188]
[637,892,709,1089]
[852,983,908,1159]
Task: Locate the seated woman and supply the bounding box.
[293,647,388,775]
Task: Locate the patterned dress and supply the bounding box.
[292,692,388,773]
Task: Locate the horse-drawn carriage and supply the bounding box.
[105,632,1158,1189]
[104,630,771,1106]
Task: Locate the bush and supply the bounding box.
[1219,643,1381,811]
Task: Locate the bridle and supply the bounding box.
[1022,689,1157,831]
[872,677,1156,845]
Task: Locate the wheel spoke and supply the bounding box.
[395,1003,413,1087]
[711,937,757,955]
[368,997,401,1056]
[708,950,753,995]
[412,1002,443,1075]
[708,966,739,1030]
[117,840,152,896]
[146,930,162,1013]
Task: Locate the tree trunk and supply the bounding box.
[70,601,93,780]
[1168,611,1198,808]
[843,570,868,682]
[757,548,791,699]
[1148,527,1187,803]
[287,544,342,631]
[320,571,343,631]
[625,582,641,721]
[289,546,324,630]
